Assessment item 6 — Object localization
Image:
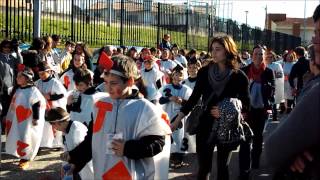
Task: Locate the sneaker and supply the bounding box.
[18,159,30,170]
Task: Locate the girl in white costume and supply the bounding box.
[141,55,163,104]
[59,53,93,92]
[159,48,177,84]
[62,55,172,180]
[5,67,46,169]
[35,61,67,148]
[46,107,93,180]
[159,65,192,168]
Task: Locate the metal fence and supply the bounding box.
[0,0,300,53]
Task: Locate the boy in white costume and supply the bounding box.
[61,55,172,180]
[35,61,67,148]
[181,59,202,154]
[66,68,104,127]
[46,107,93,180]
[5,67,46,169]
[59,53,93,92]
[141,55,163,104]
[159,48,177,84]
[159,65,192,168]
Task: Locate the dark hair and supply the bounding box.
[30,37,45,51]
[65,40,75,47]
[313,5,320,22]
[0,39,12,52]
[171,44,179,50]
[253,44,266,52]
[45,107,69,123]
[209,34,239,69]
[294,46,306,57]
[73,68,92,86]
[52,34,61,42]
[150,47,157,54]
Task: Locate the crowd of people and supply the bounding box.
[0,5,320,180]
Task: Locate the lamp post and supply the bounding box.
[245,10,248,26]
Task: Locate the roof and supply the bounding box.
[275,17,314,27]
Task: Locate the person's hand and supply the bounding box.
[67,94,73,105]
[111,139,125,157]
[60,151,70,161]
[169,96,177,102]
[44,93,51,100]
[170,112,185,131]
[32,119,38,126]
[174,97,183,104]
[210,106,220,119]
[290,151,313,173]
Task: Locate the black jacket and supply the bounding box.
[242,64,275,110]
[180,65,250,135]
[289,56,310,92]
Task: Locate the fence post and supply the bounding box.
[33,0,41,38]
[185,4,189,50]
[71,0,74,41]
[208,14,211,51]
[157,3,160,47]
[5,0,9,38]
[120,0,124,46]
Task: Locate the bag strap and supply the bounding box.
[202,92,216,110]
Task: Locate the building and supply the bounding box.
[265,13,314,45]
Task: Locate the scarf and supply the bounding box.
[208,63,232,97]
[248,63,266,82]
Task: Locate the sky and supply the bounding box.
[155,0,320,29]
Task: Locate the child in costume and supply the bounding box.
[5,67,46,169]
[159,48,177,84]
[46,107,93,179]
[35,61,67,148]
[159,65,192,168]
[61,55,171,180]
[59,53,93,92]
[66,68,104,127]
[181,58,202,154]
[141,55,163,104]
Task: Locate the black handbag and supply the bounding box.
[185,93,216,135]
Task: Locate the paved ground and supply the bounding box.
[0,118,283,180]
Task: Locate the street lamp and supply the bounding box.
[245,10,248,26]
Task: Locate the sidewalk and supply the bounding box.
[0,118,282,180]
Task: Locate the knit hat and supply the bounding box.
[45,107,70,123]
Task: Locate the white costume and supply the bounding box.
[267,62,284,104]
[283,61,296,100]
[5,86,46,160]
[59,69,94,92]
[69,91,107,126]
[141,68,163,101]
[182,77,197,153]
[91,96,171,180]
[159,59,177,84]
[159,84,192,153]
[36,77,67,148]
[63,121,94,180]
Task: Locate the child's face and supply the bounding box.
[50,121,64,131]
[104,74,128,99]
[143,60,153,70]
[187,64,198,77]
[16,72,28,86]
[76,82,89,93]
[38,71,51,81]
[162,50,169,59]
[73,54,85,68]
[172,72,183,85]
